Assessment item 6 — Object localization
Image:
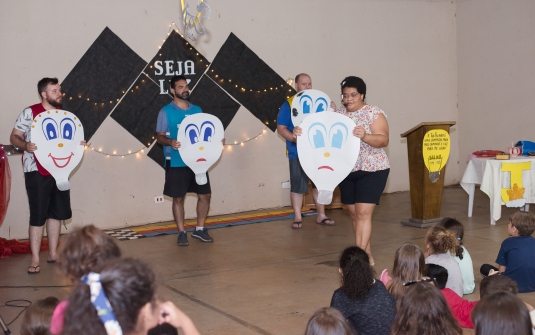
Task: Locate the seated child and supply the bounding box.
[425,226,464,296]
[305,307,353,335]
[50,225,122,335]
[472,292,532,335]
[438,218,475,294]
[428,265,535,330]
[390,281,462,335]
[480,211,535,293]
[21,296,60,335]
[381,242,427,301]
[330,246,395,335]
[427,264,476,328]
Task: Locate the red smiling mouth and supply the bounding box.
[318,166,334,171]
[196,158,206,162]
[48,152,74,168]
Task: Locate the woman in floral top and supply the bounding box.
[335,76,390,265]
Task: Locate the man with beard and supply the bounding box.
[10,77,83,274]
[156,75,214,246]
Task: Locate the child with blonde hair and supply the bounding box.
[425,226,464,296]
[437,218,475,294]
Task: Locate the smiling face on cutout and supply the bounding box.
[32,109,85,190]
[297,112,360,204]
[290,89,333,126]
[178,113,224,184]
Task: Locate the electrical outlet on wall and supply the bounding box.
[154,196,164,203]
[281,181,291,189]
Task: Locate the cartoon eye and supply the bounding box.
[60,118,77,140]
[42,118,59,140]
[307,122,327,149]
[315,97,328,113]
[329,122,349,149]
[184,124,199,144]
[299,94,312,115]
[200,121,215,142]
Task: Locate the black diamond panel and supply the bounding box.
[207,33,296,131]
[189,75,241,129]
[110,77,172,147]
[61,27,147,140]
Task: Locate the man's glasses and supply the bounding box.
[403,277,437,287]
[341,92,359,101]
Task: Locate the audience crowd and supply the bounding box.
[20,211,535,335]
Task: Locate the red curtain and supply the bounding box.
[0,145,11,227]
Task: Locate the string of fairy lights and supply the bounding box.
[85,126,269,158]
[56,23,291,159]
[85,144,145,158]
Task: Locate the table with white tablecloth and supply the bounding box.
[460,157,535,224]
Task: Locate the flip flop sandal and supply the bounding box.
[47,259,57,263]
[316,218,335,226]
[27,265,40,274]
[292,221,303,229]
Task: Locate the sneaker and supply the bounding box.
[177,231,189,246]
[191,228,213,242]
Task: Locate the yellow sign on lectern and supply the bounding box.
[422,129,451,183]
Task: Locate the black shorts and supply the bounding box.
[25,171,72,227]
[339,169,390,205]
[163,166,211,198]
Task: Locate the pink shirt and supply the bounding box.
[336,105,390,172]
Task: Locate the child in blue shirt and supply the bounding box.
[480,211,535,293]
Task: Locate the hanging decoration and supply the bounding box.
[180,0,211,41]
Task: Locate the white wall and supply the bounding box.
[456,0,535,173]
[0,0,458,239]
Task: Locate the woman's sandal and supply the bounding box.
[292,221,303,229]
[27,265,40,274]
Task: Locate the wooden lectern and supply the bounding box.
[400,122,456,228]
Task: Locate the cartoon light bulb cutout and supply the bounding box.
[178,113,224,185]
[297,112,360,204]
[422,129,451,183]
[31,110,85,191]
[291,89,333,126]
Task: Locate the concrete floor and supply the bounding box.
[1,185,534,334]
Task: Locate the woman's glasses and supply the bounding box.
[340,92,359,101]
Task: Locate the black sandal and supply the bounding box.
[27,265,40,274]
[292,221,303,229]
